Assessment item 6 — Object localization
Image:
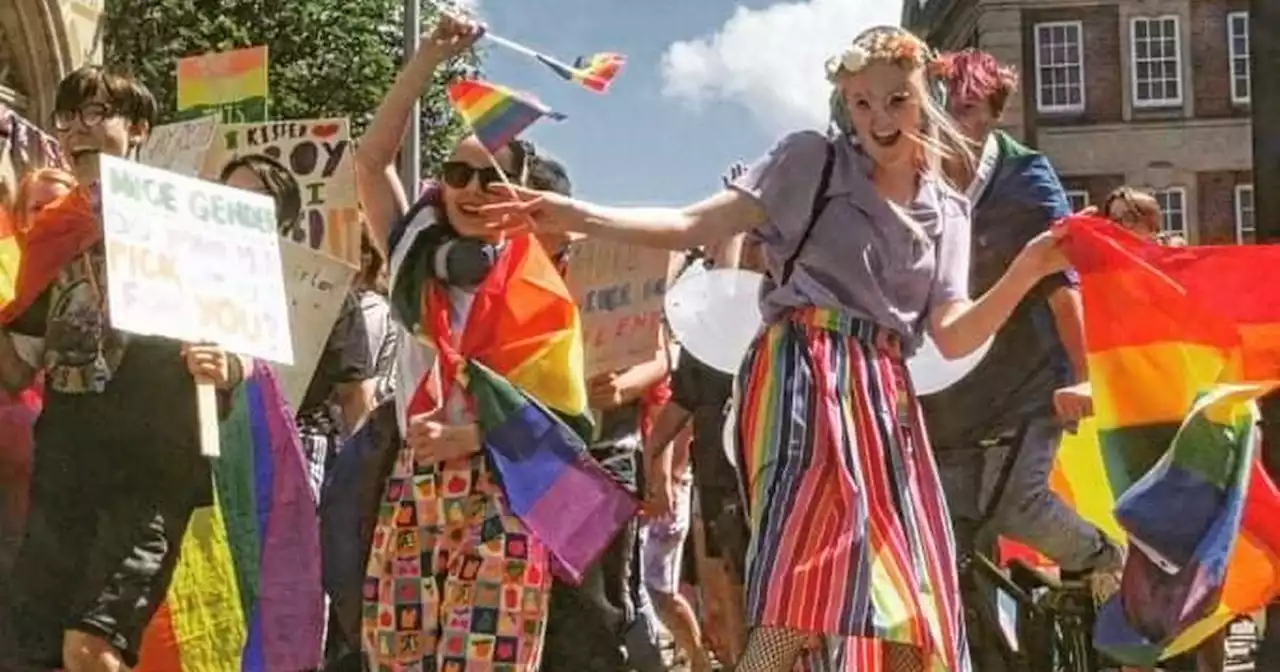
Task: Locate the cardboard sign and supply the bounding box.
[204,119,361,266]
[568,241,672,377]
[271,240,357,410]
[98,154,292,364]
[139,115,218,176]
[176,46,269,123]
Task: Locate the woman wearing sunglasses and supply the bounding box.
[351,14,595,671]
[1102,187,1186,247]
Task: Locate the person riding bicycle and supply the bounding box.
[927,49,1124,664]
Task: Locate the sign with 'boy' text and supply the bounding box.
[203,118,361,266]
[568,241,673,378]
[98,154,293,364]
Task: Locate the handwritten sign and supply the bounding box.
[139,115,217,176]
[98,154,292,364]
[176,46,269,123]
[272,240,357,410]
[204,119,360,266]
[568,241,672,377]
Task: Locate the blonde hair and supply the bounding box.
[1103,187,1162,238]
[826,27,975,182]
[14,168,77,235]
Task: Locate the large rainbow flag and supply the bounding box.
[1050,215,1280,664]
[392,229,637,582]
[137,362,323,672]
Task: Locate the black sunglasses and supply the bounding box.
[441,161,510,190]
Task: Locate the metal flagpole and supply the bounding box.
[399,0,422,195]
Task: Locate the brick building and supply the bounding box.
[0,0,103,184]
[903,0,1256,244]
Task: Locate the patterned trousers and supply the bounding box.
[363,449,551,671]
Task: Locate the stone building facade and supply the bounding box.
[1,0,103,186]
[903,0,1256,244]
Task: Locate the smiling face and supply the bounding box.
[840,62,926,170]
[441,136,521,239]
[52,68,154,185]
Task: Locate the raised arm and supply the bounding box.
[356,14,483,257]
[480,132,835,251]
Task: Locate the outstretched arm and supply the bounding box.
[356,14,484,258]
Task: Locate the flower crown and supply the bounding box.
[825,29,932,83]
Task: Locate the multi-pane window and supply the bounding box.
[1228,12,1251,104]
[1131,16,1183,107]
[1154,188,1187,238]
[1066,190,1090,214]
[1236,184,1255,244]
[1034,22,1086,112]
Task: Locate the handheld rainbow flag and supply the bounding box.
[1053,215,1280,664]
[535,52,626,93]
[137,363,324,672]
[484,33,625,94]
[446,79,566,155]
[390,224,636,582]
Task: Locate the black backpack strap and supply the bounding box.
[777,141,836,286]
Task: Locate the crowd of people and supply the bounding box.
[0,12,1274,672]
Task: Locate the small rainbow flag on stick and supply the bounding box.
[536,52,626,93]
[446,79,566,155]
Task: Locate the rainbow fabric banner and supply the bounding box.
[0,188,100,325]
[392,230,637,581]
[1051,215,1280,664]
[536,52,626,93]
[176,46,269,123]
[136,363,323,672]
[446,79,566,155]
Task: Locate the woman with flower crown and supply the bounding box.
[483,26,1074,671]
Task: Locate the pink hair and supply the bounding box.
[932,49,1019,115]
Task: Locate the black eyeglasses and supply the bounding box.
[52,103,116,132]
[441,161,510,190]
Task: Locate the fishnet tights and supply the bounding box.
[733,628,926,672]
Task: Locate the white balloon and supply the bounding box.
[664,267,765,375]
[907,334,994,396]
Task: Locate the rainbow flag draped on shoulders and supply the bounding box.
[137,362,323,672]
[391,228,638,582]
[1052,215,1280,665]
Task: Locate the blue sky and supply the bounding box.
[468,0,903,205]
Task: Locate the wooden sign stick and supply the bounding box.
[195,377,221,457]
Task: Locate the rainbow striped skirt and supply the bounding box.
[733,308,970,672]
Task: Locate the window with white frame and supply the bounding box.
[1034,22,1086,112]
[1153,187,1187,238]
[1066,190,1090,213]
[1235,184,1255,244]
[1131,16,1183,108]
[1228,12,1250,104]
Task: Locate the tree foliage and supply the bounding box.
[102,0,478,174]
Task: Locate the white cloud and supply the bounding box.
[661,0,904,133]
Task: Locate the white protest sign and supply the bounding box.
[139,115,218,176]
[99,154,293,364]
[271,240,357,411]
[203,118,361,266]
[567,241,672,378]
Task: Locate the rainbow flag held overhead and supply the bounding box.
[392,228,637,582]
[136,363,323,672]
[1052,215,1280,664]
[446,79,567,155]
[536,52,626,93]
